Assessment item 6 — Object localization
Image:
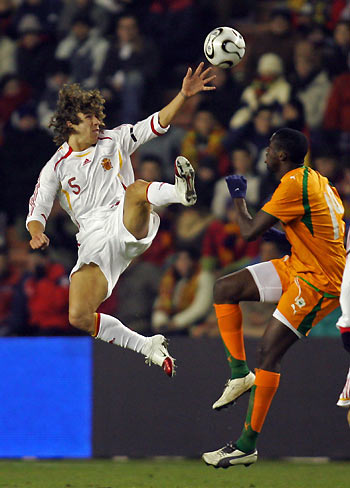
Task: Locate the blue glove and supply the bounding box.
[225,175,247,199]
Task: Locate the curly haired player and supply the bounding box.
[27,63,215,377]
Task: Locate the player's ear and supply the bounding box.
[279,150,287,161]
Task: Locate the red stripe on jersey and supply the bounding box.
[98,136,112,140]
[150,115,163,136]
[41,213,47,222]
[54,147,73,171]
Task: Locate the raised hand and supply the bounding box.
[181,62,216,98]
[225,175,247,199]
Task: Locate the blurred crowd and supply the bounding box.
[0,0,349,338]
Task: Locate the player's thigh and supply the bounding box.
[275,278,339,337]
[123,179,151,239]
[69,263,108,316]
[214,268,260,303]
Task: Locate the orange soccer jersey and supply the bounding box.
[262,166,346,296]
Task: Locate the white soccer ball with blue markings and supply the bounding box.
[204,26,245,68]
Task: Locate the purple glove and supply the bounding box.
[225,175,247,199]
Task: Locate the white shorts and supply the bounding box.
[70,195,160,299]
[246,261,303,338]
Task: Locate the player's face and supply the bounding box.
[265,136,280,173]
[71,112,101,146]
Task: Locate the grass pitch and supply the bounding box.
[0,459,349,488]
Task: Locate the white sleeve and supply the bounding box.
[172,271,215,329]
[114,112,169,155]
[26,161,60,230]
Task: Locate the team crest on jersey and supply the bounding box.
[101,158,113,171]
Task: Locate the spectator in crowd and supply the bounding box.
[180,104,228,176]
[15,15,55,95]
[0,32,15,79]
[229,53,291,131]
[151,247,214,335]
[38,60,70,130]
[7,250,71,335]
[324,20,350,79]
[194,154,220,211]
[145,0,201,86]
[136,154,176,266]
[37,61,71,131]
[203,66,243,128]
[0,0,15,37]
[313,150,344,185]
[114,256,163,334]
[323,70,350,157]
[57,0,95,37]
[290,40,331,138]
[225,105,275,175]
[55,14,109,89]
[244,6,298,83]
[11,0,61,39]
[0,74,32,136]
[0,245,22,336]
[98,14,160,126]
[201,200,260,276]
[0,103,56,225]
[281,97,308,133]
[211,145,260,220]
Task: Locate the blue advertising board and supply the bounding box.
[0,337,92,457]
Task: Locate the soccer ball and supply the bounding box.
[204,26,245,68]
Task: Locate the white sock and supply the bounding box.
[94,313,150,354]
[146,182,180,206]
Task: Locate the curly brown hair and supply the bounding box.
[49,84,106,146]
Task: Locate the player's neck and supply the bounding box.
[68,135,93,152]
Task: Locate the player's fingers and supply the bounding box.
[194,62,204,75]
[185,67,192,78]
[200,66,213,78]
[203,86,216,91]
[202,75,216,84]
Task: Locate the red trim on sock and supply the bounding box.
[92,313,101,337]
[340,327,350,334]
[145,182,152,203]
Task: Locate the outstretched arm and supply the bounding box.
[158,62,216,127]
[225,175,278,241]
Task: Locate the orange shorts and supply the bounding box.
[272,258,340,337]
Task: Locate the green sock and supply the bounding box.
[223,344,250,379]
[236,385,259,453]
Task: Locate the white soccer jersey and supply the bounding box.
[26,112,169,231]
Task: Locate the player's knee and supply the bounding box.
[213,275,239,303]
[69,308,91,332]
[341,331,350,353]
[126,179,148,200]
[256,343,278,370]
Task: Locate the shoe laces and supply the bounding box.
[219,443,235,456]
